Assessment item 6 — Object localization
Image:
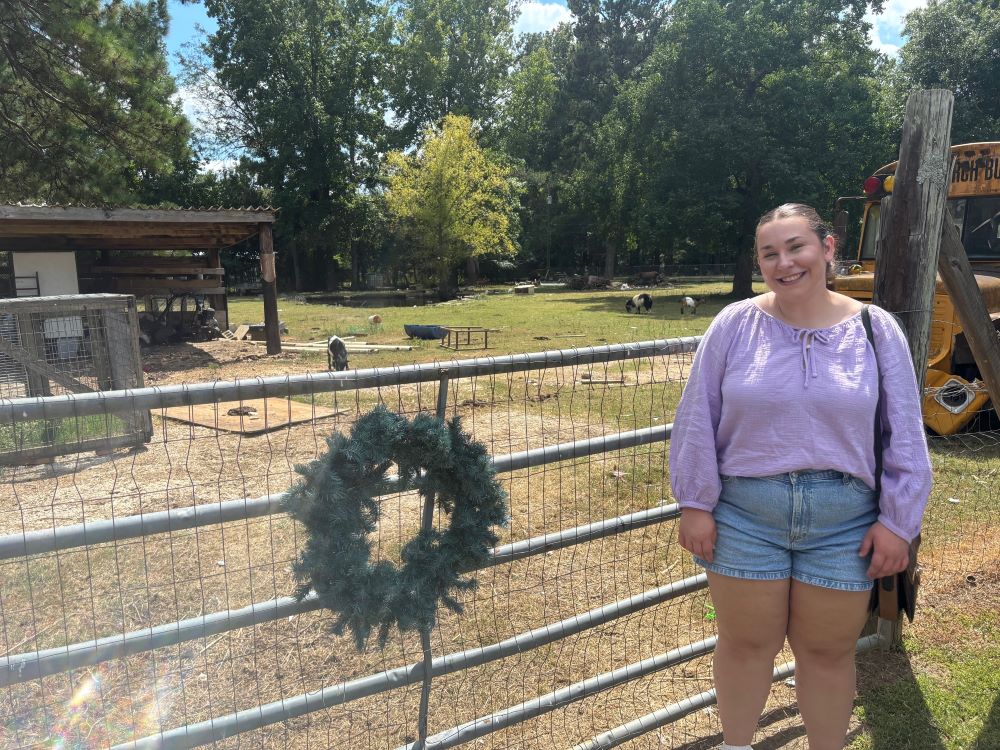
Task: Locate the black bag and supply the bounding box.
[862,305,921,623]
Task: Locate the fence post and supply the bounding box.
[414,369,451,747]
[872,89,954,391]
[872,89,954,648]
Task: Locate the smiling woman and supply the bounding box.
[669,203,933,750]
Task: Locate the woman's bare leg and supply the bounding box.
[786,580,870,750]
[707,573,790,746]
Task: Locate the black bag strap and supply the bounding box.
[861,305,883,497]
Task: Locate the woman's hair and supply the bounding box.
[756,203,838,281]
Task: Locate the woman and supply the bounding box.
[669,203,932,750]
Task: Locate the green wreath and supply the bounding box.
[284,404,509,649]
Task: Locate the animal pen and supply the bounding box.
[0,338,997,749]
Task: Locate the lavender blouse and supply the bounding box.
[668,298,932,542]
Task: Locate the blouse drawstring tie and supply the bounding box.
[790,329,831,387]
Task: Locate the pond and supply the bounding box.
[305,292,436,307]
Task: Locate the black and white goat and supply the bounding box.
[680,296,704,316]
[327,335,349,371]
[625,293,653,314]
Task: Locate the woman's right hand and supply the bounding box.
[678,507,717,563]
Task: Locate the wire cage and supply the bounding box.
[0,294,151,465]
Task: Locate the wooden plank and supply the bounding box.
[0,236,252,251]
[937,219,1000,403]
[233,324,250,341]
[101,278,224,291]
[80,265,226,276]
[0,205,276,224]
[0,338,94,394]
[873,89,954,391]
[0,432,146,467]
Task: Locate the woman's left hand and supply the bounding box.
[859,521,910,579]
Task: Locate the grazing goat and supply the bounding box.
[680,296,704,316]
[327,335,349,371]
[625,293,653,314]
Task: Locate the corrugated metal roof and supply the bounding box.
[8,202,277,212]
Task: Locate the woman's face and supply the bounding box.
[755,216,834,298]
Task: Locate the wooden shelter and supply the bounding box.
[0,204,282,353]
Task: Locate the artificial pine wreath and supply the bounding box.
[284,404,509,649]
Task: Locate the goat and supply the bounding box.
[680,296,704,316]
[625,293,653,314]
[327,335,349,371]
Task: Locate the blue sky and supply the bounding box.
[165,0,927,76]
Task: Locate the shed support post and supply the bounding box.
[259,223,281,355]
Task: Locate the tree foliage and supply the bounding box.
[385,114,520,298]
[899,0,1000,142]
[626,0,890,296]
[391,0,515,142]
[187,0,394,289]
[0,0,191,203]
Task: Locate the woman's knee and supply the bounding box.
[718,628,786,661]
[786,632,857,667]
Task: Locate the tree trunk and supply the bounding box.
[437,262,458,301]
[351,237,363,290]
[603,237,616,280]
[288,236,303,291]
[731,169,761,298]
[466,255,479,284]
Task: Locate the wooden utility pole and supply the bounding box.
[872,90,954,391]
[259,222,282,355]
[937,220,1000,403]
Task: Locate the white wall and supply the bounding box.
[11,252,79,296]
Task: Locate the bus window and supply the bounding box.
[858,200,968,261]
[860,204,879,259]
[962,196,1000,258]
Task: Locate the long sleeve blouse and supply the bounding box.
[668,298,932,542]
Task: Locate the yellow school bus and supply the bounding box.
[834,142,1000,435]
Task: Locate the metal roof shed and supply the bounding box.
[0,204,282,353]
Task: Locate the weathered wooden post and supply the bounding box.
[937,220,1000,408]
[259,222,282,355]
[871,89,953,647]
[872,90,954,392]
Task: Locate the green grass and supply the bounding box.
[227,282,765,368]
[851,623,1000,749]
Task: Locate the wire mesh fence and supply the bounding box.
[0,333,997,750]
[0,294,150,465]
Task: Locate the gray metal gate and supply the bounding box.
[0,338,890,749]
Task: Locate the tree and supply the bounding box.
[187,0,394,290]
[0,0,191,203]
[548,0,666,278]
[629,0,890,296]
[385,114,521,298]
[898,0,1000,142]
[391,0,515,143]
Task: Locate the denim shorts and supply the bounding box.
[695,470,878,592]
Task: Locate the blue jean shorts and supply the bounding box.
[695,470,878,592]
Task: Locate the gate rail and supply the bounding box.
[0,338,887,750]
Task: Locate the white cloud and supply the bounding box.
[201,159,239,174]
[515,1,573,37]
[865,0,930,56]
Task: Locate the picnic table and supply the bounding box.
[439,326,497,351]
